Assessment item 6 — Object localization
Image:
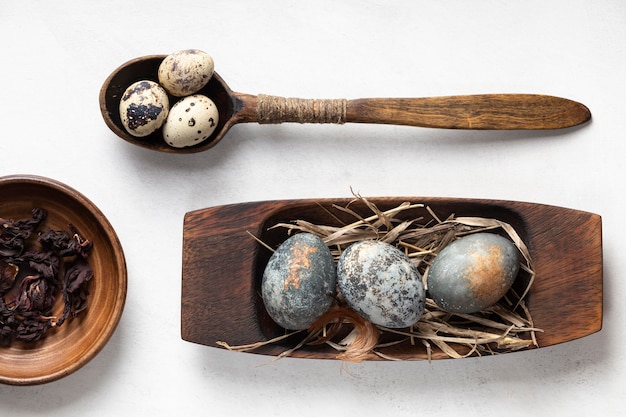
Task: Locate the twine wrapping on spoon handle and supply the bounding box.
[257,94,347,124]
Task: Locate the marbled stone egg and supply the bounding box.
[337,241,425,328]
[262,233,336,330]
[427,233,520,314]
[119,80,169,137]
[158,49,214,97]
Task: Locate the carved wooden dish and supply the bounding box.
[181,197,602,361]
[0,175,127,385]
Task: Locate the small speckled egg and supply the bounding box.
[262,233,336,330]
[337,241,425,328]
[158,49,214,97]
[427,233,520,314]
[119,80,169,137]
[162,95,219,148]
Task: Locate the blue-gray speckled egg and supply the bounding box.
[262,233,336,330]
[337,241,425,328]
[427,233,520,314]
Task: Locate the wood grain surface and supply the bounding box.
[346,94,591,130]
[181,197,602,360]
[0,175,127,385]
[101,55,591,154]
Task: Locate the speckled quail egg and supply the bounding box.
[162,94,219,148]
[427,233,520,314]
[262,233,336,330]
[337,240,425,328]
[119,80,169,137]
[158,49,214,97]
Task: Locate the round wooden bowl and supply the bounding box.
[0,175,127,385]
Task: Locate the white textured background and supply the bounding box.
[0,1,622,415]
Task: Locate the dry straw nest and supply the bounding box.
[220,195,541,362]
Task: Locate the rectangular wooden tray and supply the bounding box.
[181,197,602,360]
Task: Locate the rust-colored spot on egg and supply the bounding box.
[427,233,519,314]
[284,245,318,290]
[464,245,506,302]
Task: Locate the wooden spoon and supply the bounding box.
[181,197,603,360]
[100,55,592,154]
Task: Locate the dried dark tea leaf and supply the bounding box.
[0,208,95,345]
[0,259,19,294]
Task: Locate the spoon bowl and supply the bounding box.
[100,55,238,153]
[100,54,592,154]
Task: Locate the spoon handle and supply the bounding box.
[254,94,590,130]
